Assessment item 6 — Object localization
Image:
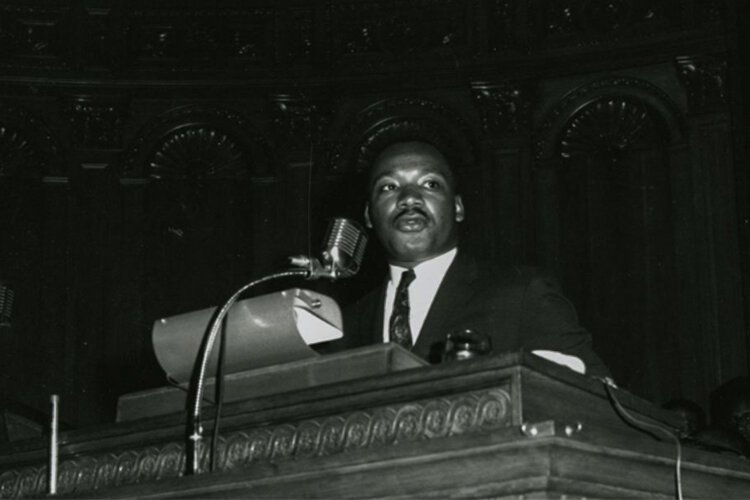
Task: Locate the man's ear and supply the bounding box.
[454,195,465,222]
[364,203,373,228]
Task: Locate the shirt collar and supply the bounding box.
[388,247,458,285]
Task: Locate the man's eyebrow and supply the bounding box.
[371,169,397,180]
[372,173,394,182]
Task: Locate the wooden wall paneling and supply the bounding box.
[470,80,531,265]
[666,140,706,405]
[530,158,562,271]
[685,114,747,393]
[531,74,696,405]
[483,145,526,266]
[38,179,71,423]
[65,168,115,425]
[0,97,72,423]
[0,179,49,418]
[725,0,750,371]
[110,179,163,402]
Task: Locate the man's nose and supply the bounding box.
[397,185,423,207]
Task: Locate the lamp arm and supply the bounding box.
[186,267,310,475]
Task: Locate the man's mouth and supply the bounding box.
[394,210,428,232]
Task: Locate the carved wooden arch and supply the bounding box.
[121,104,278,180]
[534,77,684,162]
[331,97,476,178]
[0,102,63,178]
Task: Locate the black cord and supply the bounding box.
[165,376,214,404]
[601,381,683,500]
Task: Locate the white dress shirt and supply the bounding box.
[382,248,457,344]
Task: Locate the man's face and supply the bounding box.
[365,142,464,267]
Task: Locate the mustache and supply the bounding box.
[394,207,428,221]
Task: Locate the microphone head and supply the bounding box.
[321,218,367,279]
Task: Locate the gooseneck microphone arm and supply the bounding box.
[185,217,367,476]
[186,268,310,475]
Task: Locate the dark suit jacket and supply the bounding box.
[342,251,610,378]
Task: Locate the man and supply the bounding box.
[343,140,609,377]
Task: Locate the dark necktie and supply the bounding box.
[389,269,416,349]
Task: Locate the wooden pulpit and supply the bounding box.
[1,346,750,498]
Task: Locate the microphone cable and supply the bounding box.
[600,379,683,500]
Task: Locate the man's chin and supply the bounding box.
[389,239,433,263]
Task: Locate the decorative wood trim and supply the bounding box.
[63,97,127,150]
[534,76,684,161]
[0,103,62,178]
[675,55,728,115]
[471,81,529,137]
[120,104,277,180]
[0,387,511,498]
[328,96,475,176]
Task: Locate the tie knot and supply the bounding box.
[398,269,416,290]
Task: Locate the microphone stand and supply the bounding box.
[184,217,365,475]
[185,267,312,476]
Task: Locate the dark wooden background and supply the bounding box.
[0,0,747,428]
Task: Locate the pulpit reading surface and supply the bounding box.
[117,343,427,421]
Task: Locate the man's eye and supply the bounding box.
[378,183,397,192]
[424,180,441,189]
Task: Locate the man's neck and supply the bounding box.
[388,247,459,270]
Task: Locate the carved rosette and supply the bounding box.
[675,55,728,114]
[0,388,511,498]
[559,96,661,161]
[328,97,475,176]
[149,126,246,179]
[122,105,275,180]
[535,77,682,162]
[471,81,529,137]
[0,104,61,178]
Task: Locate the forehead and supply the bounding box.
[370,142,454,181]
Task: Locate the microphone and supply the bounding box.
[186,217,366,475]
[290,218,367,280]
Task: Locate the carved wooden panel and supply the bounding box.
[676,55,728,114]
[327,0,472,59]
[0,0,725,73]
[0,103,61,178]
[63,97,126,150]
[526,0,682,46]
[0,388,511,498]
[122,104,276,180]
[471,81,529,137]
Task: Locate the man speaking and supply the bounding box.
[343,140,610,378]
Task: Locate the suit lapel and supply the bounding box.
[414,251,480,359]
